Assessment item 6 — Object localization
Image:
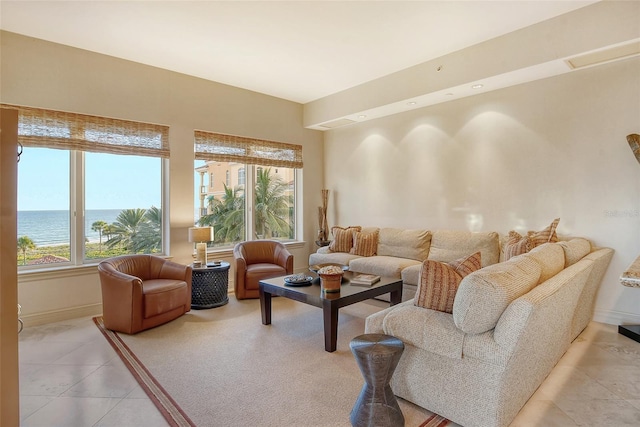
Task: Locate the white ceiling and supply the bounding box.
[0,0,600,104]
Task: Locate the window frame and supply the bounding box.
[6,104,170,271]
[193,130,303,250]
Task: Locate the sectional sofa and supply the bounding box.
[309,226,613,427]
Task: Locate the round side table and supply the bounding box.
[191,262,230,309]
[349,333,405,427]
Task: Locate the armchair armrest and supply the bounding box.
[274,244,294,274]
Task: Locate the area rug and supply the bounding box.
[94,297,455,426]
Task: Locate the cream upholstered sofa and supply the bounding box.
[309,227,501,299]
[365,238,614,427]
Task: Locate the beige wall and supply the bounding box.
[323,56,640,325]
[0,31,324,323]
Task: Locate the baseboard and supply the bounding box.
[593,307,640,325]
[20,303,103,328]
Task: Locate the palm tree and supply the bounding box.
[17,236,36,265]
[198,185,245,244]
[254,167,293,239]
[132,206,162,253]
[106,208,147,251]
[91,220,108,253]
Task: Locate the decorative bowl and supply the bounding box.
[317,265,344,293]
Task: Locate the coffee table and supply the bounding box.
[259,271,403,352]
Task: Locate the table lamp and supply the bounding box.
[188,226,214,265]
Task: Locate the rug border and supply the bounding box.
[93,316,196,427]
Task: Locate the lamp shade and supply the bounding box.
[188,226,214,243]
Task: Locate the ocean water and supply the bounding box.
[18,209,126,246]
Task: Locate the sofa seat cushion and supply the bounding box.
[349,256,421,279]
[309,252,362,267]
[377,228,431,261]
[143,279,188,318]
[428,230,500,267]
[558,238,592,267]
[401,264,421,286]
[453,256,542,334]
[381,303,465,359]
[414,252,482,313]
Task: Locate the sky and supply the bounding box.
[17,147,162,211]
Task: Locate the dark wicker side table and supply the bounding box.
[350,333,405,427]
[191,262,230,309]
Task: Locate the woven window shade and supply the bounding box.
[195,130,303,168]
[1,104,169,158]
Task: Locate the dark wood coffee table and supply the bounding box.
[259,271,403,352]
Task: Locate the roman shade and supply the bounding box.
[1,104,169,158]
[194,130,303,168]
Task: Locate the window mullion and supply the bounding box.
[245,164,255,240]
[70,150,85,264]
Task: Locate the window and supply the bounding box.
[6,104,168,268]
[17,147,71,266]
[193,131,302,247]
[238,167,245,186]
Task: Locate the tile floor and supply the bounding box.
[18,317,640,426]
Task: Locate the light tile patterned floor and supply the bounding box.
[19,318,640,426]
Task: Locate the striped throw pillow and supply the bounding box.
[350,230,378,257]
[414,252,482,313]
[503,218,560,261]
[329,226,361,253]
[503,231,532,261]
[527,217,560,246]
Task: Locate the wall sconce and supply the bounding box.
[188,226,214,265]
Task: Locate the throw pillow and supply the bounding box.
[414,252,482,313]
[503,218,560,261]
[503,231,532,261]
[329,226,361,253]
[527,217,560,246]
[350,230,379,257]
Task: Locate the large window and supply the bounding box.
[193,131,302,248]
[8,104,168,268]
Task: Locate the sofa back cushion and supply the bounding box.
[558,238,592,267]
[428,230,500,267]
[523,243,565,283]
[453,256,542,334]
[377,228,432,261]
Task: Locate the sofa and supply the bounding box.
[364,237,614,427]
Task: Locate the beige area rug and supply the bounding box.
[95,297,453,427]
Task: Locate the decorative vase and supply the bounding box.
[319,273,343,293]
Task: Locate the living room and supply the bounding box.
[1,1,640,426]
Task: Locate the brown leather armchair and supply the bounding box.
[98,254,192,334]
[233,240,293,299]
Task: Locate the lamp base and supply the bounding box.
[196,242,208,265]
